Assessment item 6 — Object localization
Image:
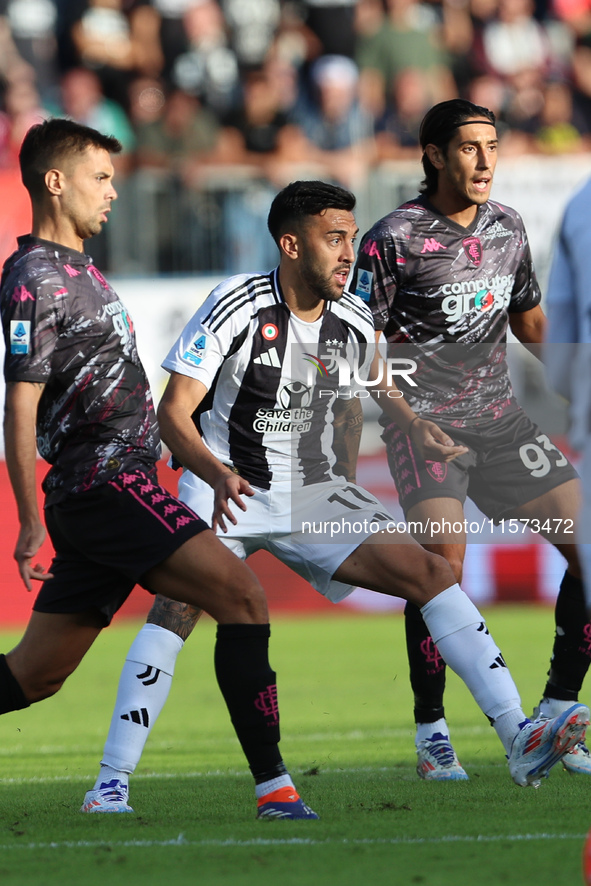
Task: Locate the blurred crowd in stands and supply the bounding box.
[1,0,591,271]
[3,0,591,179]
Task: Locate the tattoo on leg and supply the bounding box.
[146,595,201,641]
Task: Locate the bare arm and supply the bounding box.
[509,304,546,357]
[4,381,53,590]
[332,396,363,482]
[369,331,467,462]
[157,371,254,532]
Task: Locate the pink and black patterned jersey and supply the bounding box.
[349,195,541,425]
[1,236,160,502]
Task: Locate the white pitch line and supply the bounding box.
[0,725,492,757]
[0,763,507,785]
[0,833,585,852]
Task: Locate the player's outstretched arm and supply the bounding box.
[3,381,54,590]
[157,371,254,532]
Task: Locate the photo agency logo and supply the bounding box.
[301,342,417,400]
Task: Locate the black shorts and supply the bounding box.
[34,469,209,625]
[383,408,578,522]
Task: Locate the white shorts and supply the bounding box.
[178,472,395,603]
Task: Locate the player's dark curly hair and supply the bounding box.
[267,180,356,245]
[20,118,122,200]
[419,100,496,196]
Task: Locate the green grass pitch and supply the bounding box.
[0,607,589,886]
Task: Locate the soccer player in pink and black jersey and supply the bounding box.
[350,99,591,781]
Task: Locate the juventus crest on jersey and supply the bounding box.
[163,269,376,488]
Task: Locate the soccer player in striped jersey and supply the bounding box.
[82,180,589,816]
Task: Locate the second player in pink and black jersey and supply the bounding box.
[349,194,541,425]
[162,268,375,489]
[1,236,160,503]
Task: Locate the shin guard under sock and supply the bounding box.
[421,585,522,721]
[544,571,590,699]
[101,624,183,773]
[214,624,283,779]
[405,600,446,724]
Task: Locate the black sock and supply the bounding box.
[405,601,446,724]
[0,654,30,714]
[214,624,285,781]
[543,571,591,700]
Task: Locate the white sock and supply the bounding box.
[93,763,130,791]
[421,585,524,724]
[100,624,184,774]
[537,696,575,719]
[415,718,449,746]
[255,773,295,800]
[493,709,529,756]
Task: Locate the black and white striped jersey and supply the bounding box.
[162,269,375,489]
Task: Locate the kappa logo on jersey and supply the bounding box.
[421,237,447,254]
[10,320,31,354]
[463,236,482,267]
[254,347,281,368]
[261,323,279,340]
[481,220,513,242]
[11,285,34,303]
[182,333,208,367]
[355,269,373,302]
[361,240,382,259]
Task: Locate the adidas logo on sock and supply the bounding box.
[121,707,150,727]
[490,654,507,670]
